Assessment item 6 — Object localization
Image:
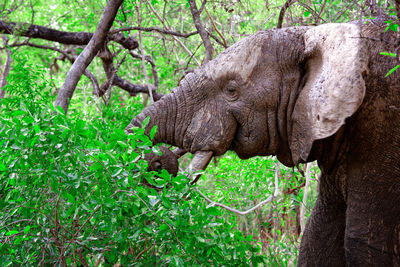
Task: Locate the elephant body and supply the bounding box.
[129,21,400,265]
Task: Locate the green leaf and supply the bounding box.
[23,225,30,234]
[117,141,128,149]
[159,224,169,231]
[33,124,40,133]
[12,110,25,117]
[246,234,253,242]
[142,116,150,128]
[385,65,400,77]
[150,125,157,140]
[162,195,172,209]
[6,230,19,236]
[380,52,397,58]
[303,11,311,17]
[390,23,399,32]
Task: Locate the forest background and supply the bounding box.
[0,0,399,266]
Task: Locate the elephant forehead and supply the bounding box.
[203,33,265,82]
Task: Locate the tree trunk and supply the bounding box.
[0,37,12,99]
[54,0,123,113]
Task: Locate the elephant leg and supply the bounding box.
[297,175,347,267]
[344,181,400,266]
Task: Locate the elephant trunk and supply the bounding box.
[127,72,213,152]
[126,72,230,178]
[126,92,183,147]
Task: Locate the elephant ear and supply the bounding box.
[290,23,368,164]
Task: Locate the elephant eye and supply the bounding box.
[225,86,239,101]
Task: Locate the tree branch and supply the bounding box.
[54,0,123,113]
[0,20,138,50]
[205,8,227,48]
[112,75,163,100]
[395,0,400,22]
[195,162,280,216]
[277,0,296,28]
[98,45,162,101]
[300,163,312,235]
[0,36,12,98]
[136,0,154,103]
[207,30,227,48]
[365,0,386,17]
[111,26,198,38]
[129,52,159,88]
[189,0,213,64]
[146,0,201,66]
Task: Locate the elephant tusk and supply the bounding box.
[185,151,213,184]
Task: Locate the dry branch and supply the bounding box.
[0,36,12,98]
[0,20,138,50]
[136,0,154,103]
[277,0,296,28]
[195,162,280,216]
[205,8,227,48]
[98,46,163,101]
[54,0,123,113]
[395,0,400,21]
[146,0,200,66]
[111,26,198,38]
[10,40,160,99]
[129,52,159,88]
[189,0,214,64]
[300,163,312,235]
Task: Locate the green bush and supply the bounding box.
[0,52,267,266]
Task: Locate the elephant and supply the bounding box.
[126,21,400,266]
[144,146,179,177]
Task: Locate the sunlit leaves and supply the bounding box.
[0,50,264,265]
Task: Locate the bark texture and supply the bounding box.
[0,37,12,98]
[54,0,123,113]
[0,20,138,50]
[189,0,213,64]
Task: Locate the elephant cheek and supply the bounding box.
[183,108,237,155]
[230,123,270,159]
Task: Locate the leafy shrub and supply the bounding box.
[0,52,266,266]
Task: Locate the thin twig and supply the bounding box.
[205,8,227,47]
[134,241,156,261]
[111,26,198,38]
[296,1,326,23]
[0,219,33,231]
[146,0,200,66]
[395,0,400,21]
[195,162,280,216]
[300,163,312,235]
[136,0,154,103]
[318,0,327,18]
[102,52,127,105]
[129,52,159,88]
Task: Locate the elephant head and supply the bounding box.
[127,23,368,172]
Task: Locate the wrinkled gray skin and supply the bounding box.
[127,21,400,266]
[145,146,179,176]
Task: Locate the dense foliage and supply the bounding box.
[0,0,398,265]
